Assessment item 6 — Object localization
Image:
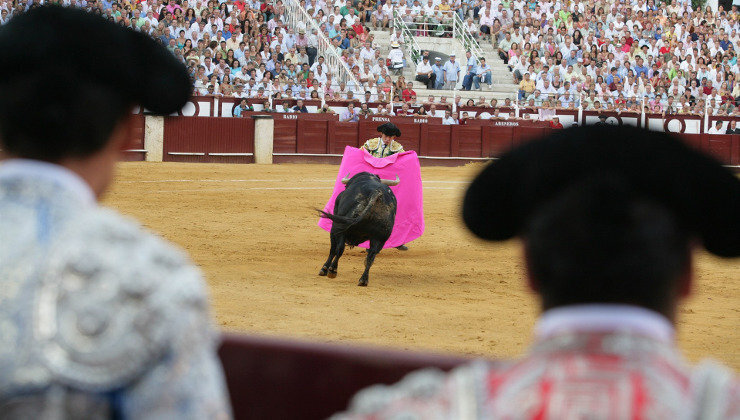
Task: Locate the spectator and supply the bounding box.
[442,53,460,89]
[387,41,404,75]
[318,103,336,114]
[415,55,436,89]
[261,100,275,113]
[293,99,309,113]
[402,82,416,102]
[708,120,725,134]
[473,57,492,90]
[459,111,470,124]
[461,50,477,90]
[340,102,360,122]
[358,102,374,116]
[442,109,458,124]
[726,121,740,134]
[518,72,535,100]
[397,102,414,116]
[233,98,253,117]
[549,116,564,129]
[431,57,446,89]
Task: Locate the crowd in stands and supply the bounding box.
[484,0,740,115]
[2,0,739,117]
[231,93,524,122]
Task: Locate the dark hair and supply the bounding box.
[524,176,690,315]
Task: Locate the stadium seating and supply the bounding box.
[2,0,737,116]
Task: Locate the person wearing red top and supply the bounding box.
[351,22,364,39]
[548,116,564,129]
[624,31,634,46]
[401,82,416,102]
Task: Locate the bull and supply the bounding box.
[318,172,400,286]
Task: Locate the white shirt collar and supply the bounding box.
[535,304,675,344]
[0,159,96,206]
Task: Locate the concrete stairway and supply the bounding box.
[368,28,517,102]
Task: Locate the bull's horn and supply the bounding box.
[380,176,400,186]
[341,173,352,184]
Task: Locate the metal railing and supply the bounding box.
[513,92,711,118]
[397,11,454,37]
[452,12,483,66]
[392,10,422,66]
[283,0,361,90]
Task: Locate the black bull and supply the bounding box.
[318,172,399,286]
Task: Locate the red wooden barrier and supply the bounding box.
[163,116,254,163]
[273,117,298,154]
[703,135,734,165]
[160,113,740,167]
[122,113,146,161]
[452,124,483,157]
[218,333,469,420]
[329,122,360,154]
[297,119,330,154]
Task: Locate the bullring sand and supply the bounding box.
[105,162,739,370]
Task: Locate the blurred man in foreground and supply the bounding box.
[333,125,739,419]
[0,7,231,419]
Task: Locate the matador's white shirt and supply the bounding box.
[0,159,231,419]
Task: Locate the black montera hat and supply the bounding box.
[463,125,740,257]
[377,122,401,137]
[0,6,191,161]
[0,6,191,114]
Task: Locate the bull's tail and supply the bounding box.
[317,190,383,232]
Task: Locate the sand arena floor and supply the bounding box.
[105,162,739,370]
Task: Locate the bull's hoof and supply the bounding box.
[327,270,337,279]
[396,245,409,251]
[357,278,368,286]
[319,266,328,276]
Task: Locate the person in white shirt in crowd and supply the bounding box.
[473,57,492,90]
[707,120,725,134]
[387,41,405,75]
[442,53,460,90]
[414,54,436,89]
[442,109,458,124]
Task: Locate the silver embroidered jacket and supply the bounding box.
[0,171,232,419]
[332,330,739,420]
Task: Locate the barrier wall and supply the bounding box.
[177,95,740,134]
[163,116,255,163]
[219,333,468,420]
[121,113,146,161]
[146,106,740,167]
[161,113,556,165]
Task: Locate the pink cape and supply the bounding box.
[318,146,425,248]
